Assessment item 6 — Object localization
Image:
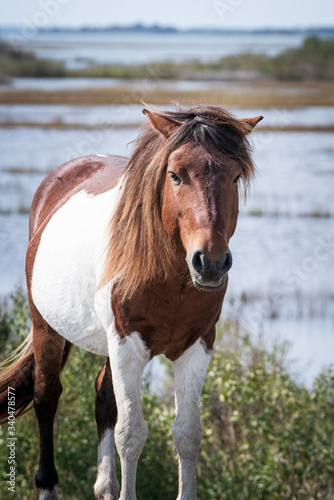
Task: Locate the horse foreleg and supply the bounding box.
[33,320,66,500]
[172,338,212,500]
[94,357,119,500]
[108,330,150,500]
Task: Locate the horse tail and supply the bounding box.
[0,329,72,424]
[0,328,35,424]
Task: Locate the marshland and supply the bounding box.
[0,27,333,499]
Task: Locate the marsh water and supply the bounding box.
[3,30,307,67]
[0,30,333,384]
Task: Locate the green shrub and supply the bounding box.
[2,36,334,81]
[199,323,334,499]
[0,42,66,79]
[263,36,334,80]
[0,288,31,358]
[0,289,333,499]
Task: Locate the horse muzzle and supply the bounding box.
[187,248,232,291]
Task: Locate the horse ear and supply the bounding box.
[240,116,263,134]
[143,109,182,137]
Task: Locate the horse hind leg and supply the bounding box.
[32,314,72,500]
[94,357,119,500]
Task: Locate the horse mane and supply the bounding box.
[100,105,256,299]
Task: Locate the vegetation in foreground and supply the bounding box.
[0,289,333,499]
[1,36,334,82]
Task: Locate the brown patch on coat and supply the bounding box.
[112,275,228,361]
[95,358,117,437]
[29,154,127,239]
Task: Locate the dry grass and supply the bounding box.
[1,80,334,107]
[248,209,332,218]
[0,121,143,130]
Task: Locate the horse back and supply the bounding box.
[29,154,128,239]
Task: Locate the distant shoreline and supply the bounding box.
[1,24,334,35]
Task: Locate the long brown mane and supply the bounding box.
[100,105,256,299]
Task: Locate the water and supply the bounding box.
[0,213,29,292]
[1,107,334,217]
[2,104,334,128]
[245,131,334,217]
[0,100,333,383]
[0,77,269,91]
[3,31,307,68]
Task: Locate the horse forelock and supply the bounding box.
[100,105,255,300]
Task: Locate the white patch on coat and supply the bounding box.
[31,184,122,355]
[96,154,108,157]
[108,330,150,500]
[94,428,120,500]
[172,338,212,500]
[39,487,59,500]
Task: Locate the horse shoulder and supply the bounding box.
[29,154,128,238]
[27,155,127,355]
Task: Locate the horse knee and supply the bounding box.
[115,417,148,459]
[172,415,202,460]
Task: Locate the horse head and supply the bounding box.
[144,107,263,291]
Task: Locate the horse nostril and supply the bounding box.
[221,250,232,273]
[192,250,205,274]
[192,250,232,275]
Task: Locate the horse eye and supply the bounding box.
[170,173,181,186]
[233,175,241,185]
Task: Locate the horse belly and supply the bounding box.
[31,189,118,356]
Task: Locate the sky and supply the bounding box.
[0,0,333,30]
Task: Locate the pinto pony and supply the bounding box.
[0,106,262,500]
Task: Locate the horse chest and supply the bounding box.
[112,284,224,360]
